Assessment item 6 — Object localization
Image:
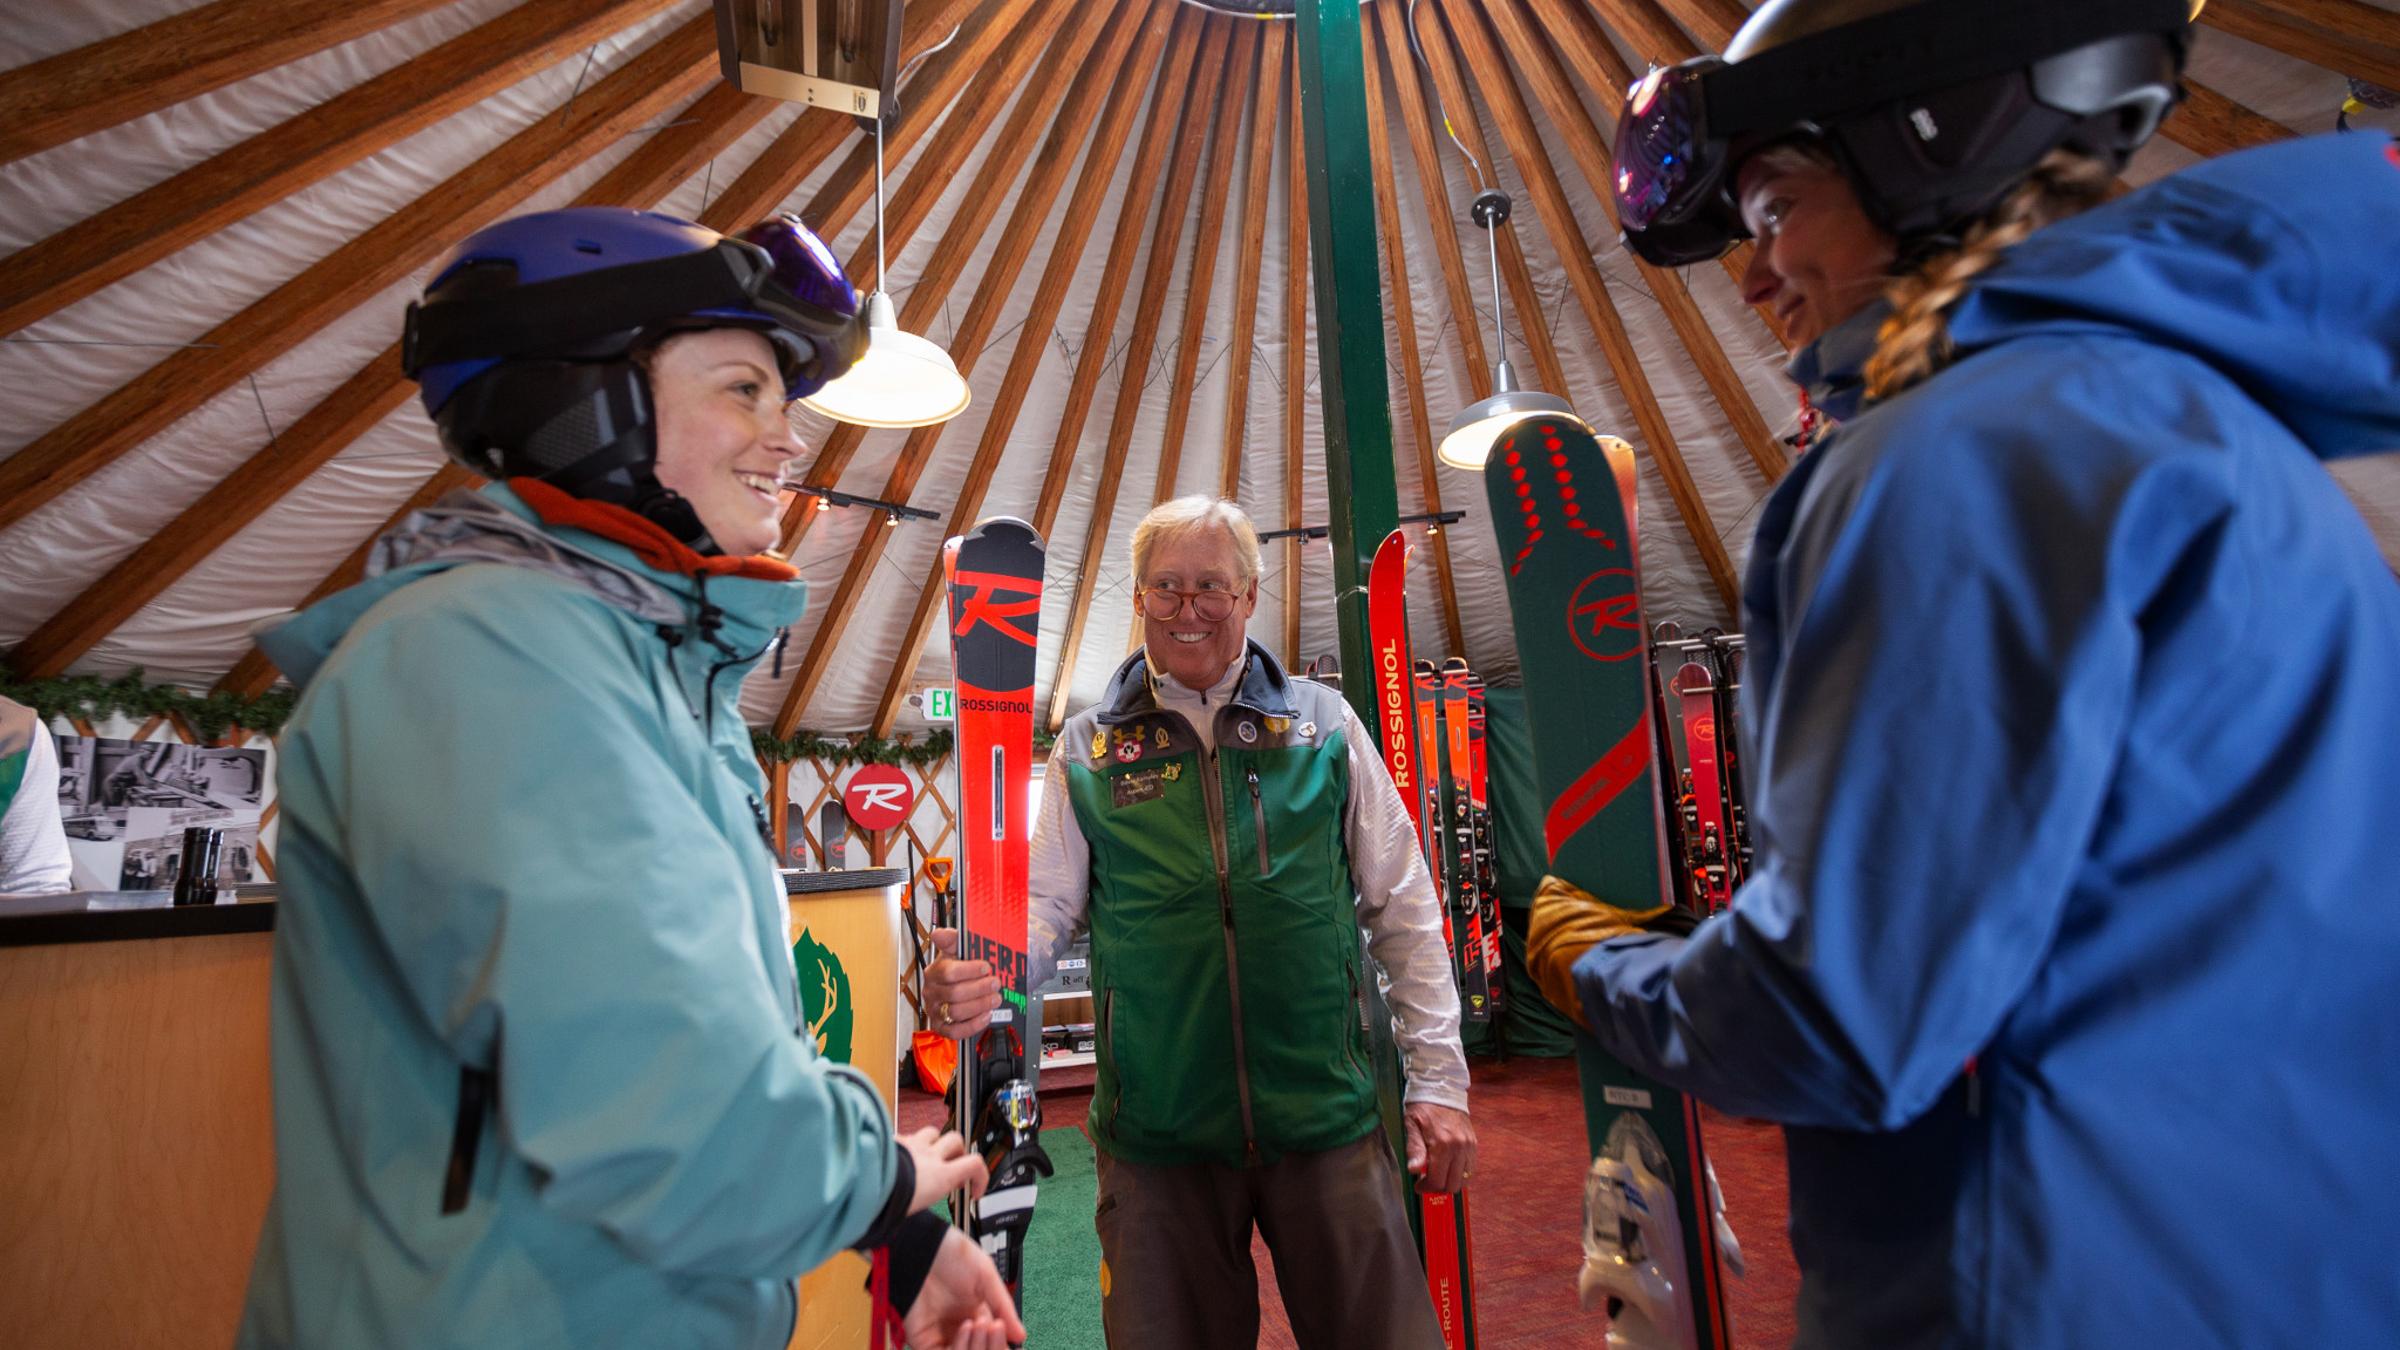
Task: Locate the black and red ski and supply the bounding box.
[1462,668,1504,1023]
[1437,661,1492,1025]
[1672,658,1733,914]
[943,516,1052,1306]
[1369,531,1480,1348]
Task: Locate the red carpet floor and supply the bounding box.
[902,1054,1799,1347]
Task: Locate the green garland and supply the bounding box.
[1,669,294,742]
[750,725,1057,769]
[752,728,955,768]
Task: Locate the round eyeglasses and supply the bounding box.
[1137,587,1239,622]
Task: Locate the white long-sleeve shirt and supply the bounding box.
[1026,654,1470,1113]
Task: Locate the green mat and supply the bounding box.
[1020,1124,1104,1349]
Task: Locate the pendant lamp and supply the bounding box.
[1437,188,1586,470]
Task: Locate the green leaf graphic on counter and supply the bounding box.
[795,927,854,1064]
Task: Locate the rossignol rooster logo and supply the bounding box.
[1567,569,1643,662]
[950,569,1040,647]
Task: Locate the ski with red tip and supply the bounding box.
[1368,531,1481,1348]
[944,517,1053,1307]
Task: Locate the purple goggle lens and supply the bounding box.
[1613,62,1715,231]
[739,214,859,320]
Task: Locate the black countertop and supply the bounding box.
[1,869,906,949]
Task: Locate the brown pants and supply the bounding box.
[1093,1131,1446,1350]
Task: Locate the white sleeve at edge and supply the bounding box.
[1,721,74,894]
[1341,704,1471,1113]
[1026,745,1088,991]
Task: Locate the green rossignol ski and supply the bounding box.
[1484,423,1734,1348]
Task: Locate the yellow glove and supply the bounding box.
[1525,876,1676,1029]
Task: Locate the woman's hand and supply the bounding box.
[901,1227,1026,1349]
[902,1126,988,1215]
[923,928,1003,1039]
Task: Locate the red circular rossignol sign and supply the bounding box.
[842,764,915,832]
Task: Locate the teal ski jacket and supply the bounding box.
[238,483,906,1349]
[1576,133,2400,1346]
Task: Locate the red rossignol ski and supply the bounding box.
[1485,424,1735,1348]
[943,517,1052,1306]
[1369,531,1479,1349]
[1439,659,1491,1024]
[1462,670,1504,1021]
[1673,659,1734,913]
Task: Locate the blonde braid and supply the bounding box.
[1863,150,2118,401]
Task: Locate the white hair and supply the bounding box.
[1131,496,1262,585]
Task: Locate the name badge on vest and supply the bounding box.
[1112,767,1169,808]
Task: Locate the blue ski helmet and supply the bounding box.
[401,206,863,546]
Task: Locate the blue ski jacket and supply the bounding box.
[1575,132,2400,1347]
[237,484,907,1349]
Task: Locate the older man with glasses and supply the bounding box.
[926,495,1473,1348]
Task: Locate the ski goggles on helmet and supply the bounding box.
[1612,58,1750,268]
[403,214,864,399]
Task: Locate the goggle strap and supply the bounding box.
[404,241,848,374]
[1707,0,2188,138]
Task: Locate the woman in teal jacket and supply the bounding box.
[239,208,1020,1350]
[1537,1,2400,1345]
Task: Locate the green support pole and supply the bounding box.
[1295,0,1401,736]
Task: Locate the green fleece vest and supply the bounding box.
[1061,663,1380,1168]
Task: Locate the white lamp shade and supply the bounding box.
[797,292,972,429]
[1437,389,1587,470]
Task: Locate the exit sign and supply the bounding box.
[924,687,954,721]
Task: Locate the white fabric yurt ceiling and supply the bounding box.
[4,0,2396,737]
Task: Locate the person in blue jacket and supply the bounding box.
[1532,0,2400,1344]
[238,207,1023,1350]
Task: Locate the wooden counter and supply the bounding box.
[0,870,908,1349]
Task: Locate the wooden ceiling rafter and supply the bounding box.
[9,80,792,680]
[1497,0,1790,483]
[762,0,1122,737]
[0,0,456,165]
[1121,20,1266,658]
[1408,4,1574,404]
[0,0,681,339]
[773,0,1071,555]
[1373,0,1493,401]
[1219,24,1292,503]
[1021,4,1211,554]
[1646,0,1750,53]
[970,0,1199,732]
[864,0,1182,737]
[699,0,992,231]
[794,0,1050,248]
[1582,0,1706,67]
[1045,15,1238,730]
[1151,22,1264,515]
[0,14,721,539]
[213,465,476,698]
[2161,78,2300,157]
[1359,4,1466,657]
[1442,0,1740,615]
[1282,38,1310,672]
[2204,0,2400,92]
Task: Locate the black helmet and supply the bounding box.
[401,207,865,549]
[1612,0,2192,266]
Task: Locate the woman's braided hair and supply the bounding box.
[1862,149,2119,401]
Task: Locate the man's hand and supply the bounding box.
[901,1126,988,1215]
[901,1227,1027,1349]
[1403,1102,1478,1195]
[923,927,1002,1039]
